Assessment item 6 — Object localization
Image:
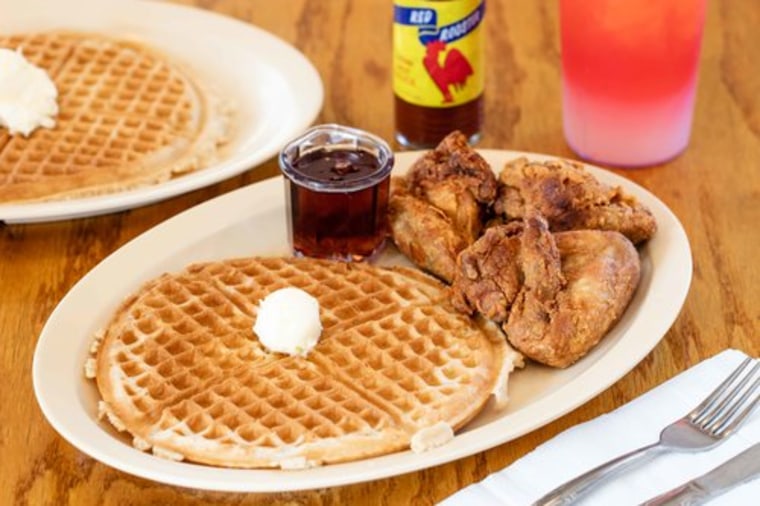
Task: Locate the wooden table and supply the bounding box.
[2,1,758,504]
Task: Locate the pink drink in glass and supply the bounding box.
[560,0,707,167]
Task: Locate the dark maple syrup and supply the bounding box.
[279,125,394,261]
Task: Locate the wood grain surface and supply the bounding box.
[2,1,758,504]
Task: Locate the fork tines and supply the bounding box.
[690,357,760,437]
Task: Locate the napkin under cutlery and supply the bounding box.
[439,349,760,505]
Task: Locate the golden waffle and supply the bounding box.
[0,31,231,203]
[88,257,518,468]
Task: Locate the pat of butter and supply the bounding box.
[253,287,322,356]
[0,48,58,136]
[410,421,454,453]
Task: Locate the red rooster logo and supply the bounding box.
[422,40,474,103]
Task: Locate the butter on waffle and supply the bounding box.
[87,257,520,469]
[0,31,232,203]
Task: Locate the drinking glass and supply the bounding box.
[560,0,707,167]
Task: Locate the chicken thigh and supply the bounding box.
[496,157,657,244]
[389,131,497,282]
[451,214,641,368]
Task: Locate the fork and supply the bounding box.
[533,357,760,506]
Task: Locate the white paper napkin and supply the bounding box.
[439,349,760,505]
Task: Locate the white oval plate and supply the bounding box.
[0,0,323,223]
[33,150,692,492]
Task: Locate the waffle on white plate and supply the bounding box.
[87,256,521,469]
[0,31,232,203]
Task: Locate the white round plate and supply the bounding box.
[33,150,692,492]
[0,0,323,223]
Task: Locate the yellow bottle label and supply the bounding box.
[393,0,485,108]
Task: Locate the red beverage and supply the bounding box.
[279,125,394,261]
[560,0,706,166]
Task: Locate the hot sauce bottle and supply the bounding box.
[393,0,485,148]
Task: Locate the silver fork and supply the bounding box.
[533,357,760,506]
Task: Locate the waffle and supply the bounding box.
[0,31,232,203]
[88,257,519,468]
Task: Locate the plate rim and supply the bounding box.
[0,0,324,223]
[32,148,693,492]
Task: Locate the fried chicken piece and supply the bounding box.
[450,218,559,322]
[507,229,641,367]
[389,188,467,283]
[451,214,641,368]
[496,157,657,244]
[422,179,482,244]
[389,131,497,281]
[406,130,498,204]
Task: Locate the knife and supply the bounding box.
[640,442,760,506]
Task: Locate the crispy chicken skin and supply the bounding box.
[406,130,498,204]
[450,219,558,322]
[451,214,641,368]
[389,131,497,281]
[496,157,657,244]
[389,188,466,283]
[422,179,482,244]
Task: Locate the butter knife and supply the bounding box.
[641,442,760,506]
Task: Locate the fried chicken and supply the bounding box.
[390,138,651,367]
[450,218,562,323]
[495,157,657,244]
[388,184,467,283]
[406,130,498,204]
[389,131,497,282]
[421,179,482,244]
[451,214,641,368]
